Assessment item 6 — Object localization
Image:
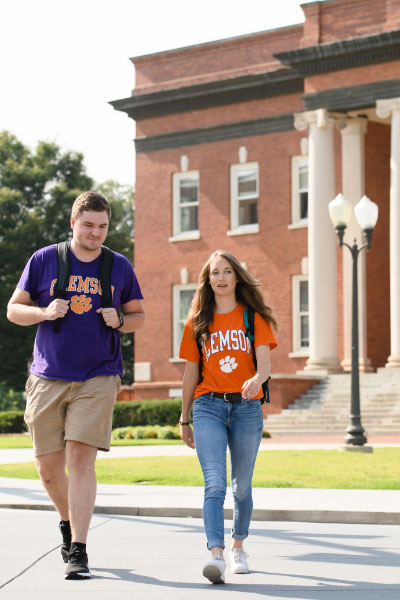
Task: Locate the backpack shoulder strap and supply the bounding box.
[55,241,71,300]
[196,334,204,384]
[54,241,71,333]
[99,246,114,308]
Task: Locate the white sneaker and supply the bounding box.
[203,555,226,584]
[229,548,249,573]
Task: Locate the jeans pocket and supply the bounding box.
[243,399,262,409]
[194,394,212,405]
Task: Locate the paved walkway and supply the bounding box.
[1,509,400,599]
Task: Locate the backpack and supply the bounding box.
[53,241,117,351]
[196,305,271,404]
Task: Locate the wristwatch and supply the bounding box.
[115,313,124,329]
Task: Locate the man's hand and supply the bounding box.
[43,299,70,321]
[96,307,120,328]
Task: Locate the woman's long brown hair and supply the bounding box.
[188,249,277,341]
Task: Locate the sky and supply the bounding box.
[1,0,316,187]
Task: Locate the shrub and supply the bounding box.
[112,399,181,428]
[0,383,25,412]
[262,430,271,438]
[111,425,180,440]
[0,411,27,433]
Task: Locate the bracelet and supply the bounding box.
[179,420,190,426]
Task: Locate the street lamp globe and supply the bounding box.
[354,195,379,230]
[328,193,352,228]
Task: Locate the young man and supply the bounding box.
[7,191,144,579]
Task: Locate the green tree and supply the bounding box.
[0,131,135,389]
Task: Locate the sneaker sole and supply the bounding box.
[65,569,91,580]
[203,564,225,584]
[231,567,249,574]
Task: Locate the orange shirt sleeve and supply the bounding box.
[179,321,200,362]
[254,312,277,350]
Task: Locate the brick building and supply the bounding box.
[112,0,400,408]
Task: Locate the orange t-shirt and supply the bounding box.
[179,304,277,399]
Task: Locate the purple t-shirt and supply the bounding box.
[17,244,143,381]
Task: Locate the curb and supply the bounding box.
[1,503,400,525]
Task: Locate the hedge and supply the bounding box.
[112,399,182,429]
[0,411,27,433]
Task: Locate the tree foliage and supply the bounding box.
[0,131,135,389]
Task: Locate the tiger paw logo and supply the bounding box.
[70,294,92,314]
[219,355,238,373]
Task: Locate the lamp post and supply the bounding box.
[328,194,379,445]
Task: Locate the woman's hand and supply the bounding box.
[241,374,262,399]
[180,424,195,449]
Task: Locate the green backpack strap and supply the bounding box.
[244,306,270,404]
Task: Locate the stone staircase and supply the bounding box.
[266,372,400,436]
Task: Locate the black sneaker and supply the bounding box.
[59,521,71,564]
[64,546,91,580]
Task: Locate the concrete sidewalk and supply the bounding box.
[1,509,400,599]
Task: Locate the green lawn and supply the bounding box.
[0,436,183,449]
[0,448,399,489]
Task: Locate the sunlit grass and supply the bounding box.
[0,448,399,489]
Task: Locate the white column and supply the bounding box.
[294,109,342,374]
[340,118,373,372]
[376,98,400,369]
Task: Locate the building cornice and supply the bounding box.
[304,78,400,111]
[275,30,400,76]
[135,113,295,153]
[110,69,303,120]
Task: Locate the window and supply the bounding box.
[171,171,199,241]
[172,284,197,358]
[228,163,259,235]
[290,156,308,227]
[291,275,309,355]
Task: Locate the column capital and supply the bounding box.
[376,97,400,119]
[340,116,368,137]
[294,108,347,131]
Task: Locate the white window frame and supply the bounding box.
[289,275,309,357]
[169,171,200,242]
[289,155,308,230]
[171,283,197,359]
[227,162,259,236]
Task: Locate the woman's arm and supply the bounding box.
[241,344,271,399]
[180,360,199,449]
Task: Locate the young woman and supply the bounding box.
[179,249,277,584]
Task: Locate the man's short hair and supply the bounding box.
[71,192,111,221]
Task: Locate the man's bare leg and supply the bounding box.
[35,449,69,520]
[66,440,98,543]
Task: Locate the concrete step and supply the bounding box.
[266,373,400,435]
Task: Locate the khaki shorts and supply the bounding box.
[24,374,121,456]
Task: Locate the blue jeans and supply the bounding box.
[192,393,264,550]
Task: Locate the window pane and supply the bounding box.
[239,199,258,226]
[180,205,198,232]
[237,170,257,197]
[301,315,309,347]
[300,192,308,219]
[299,280,308,312]
[179,289,195,321]
[180,179,198,204]
[298,165,308,191]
